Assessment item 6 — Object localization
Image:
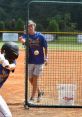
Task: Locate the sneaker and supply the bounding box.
[37,92,44,102]
[28,98,34,104]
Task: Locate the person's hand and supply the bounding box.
[9,64,16,71]
[2,59,16,71]
[0,54,5,63]
[2,59,9,68]
[19,37,25,44]
[44,57,48,66]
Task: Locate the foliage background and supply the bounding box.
[0,0,82,31]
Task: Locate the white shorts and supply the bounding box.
[28,64,44,78]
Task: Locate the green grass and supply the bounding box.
[0,37,82,51]
[49,36,77,44]
[0,42,4,48]
[48,35,82,51]
[48,43,82,51]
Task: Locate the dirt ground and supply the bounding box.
[10,107,82,117]
[0,50,82,117]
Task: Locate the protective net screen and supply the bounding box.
[26,1,82,107]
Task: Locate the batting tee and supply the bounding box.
[25,1,82,108]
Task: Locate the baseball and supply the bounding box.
[34,50,39,55]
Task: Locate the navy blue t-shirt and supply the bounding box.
[0,64,10,88]
[22,33,27,39]
[0,60,16,88]
[22,32,47,64]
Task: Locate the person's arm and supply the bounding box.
[2,60,16,71]
[44,47,48,59]
[44,47,48,65]
[19,36,26,44]
[42,34,48,65]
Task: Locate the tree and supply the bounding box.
[48,19,59,32]
[15,18,24,31]
[0,21,5,30]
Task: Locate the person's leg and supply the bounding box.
[29,76,42,102]
[31,75,44,102]
[29,77,33,86]
[30,75,39,99]
[28,64,34,87]
[28,64,35,100]
[29,76,40,100]
[0,95,12,117]
[28,64,44,102]
[29,76,40,96]
[30,65,44,101]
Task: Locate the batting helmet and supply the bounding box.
[1,42,19,61]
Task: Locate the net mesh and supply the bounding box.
[26,1,82,107]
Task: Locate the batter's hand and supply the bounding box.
[9,64,16,71]
[2,59,9,68]
[0,54,5,64]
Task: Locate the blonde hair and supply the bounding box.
[28,20,36,27]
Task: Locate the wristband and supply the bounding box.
[45,57,48,60]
